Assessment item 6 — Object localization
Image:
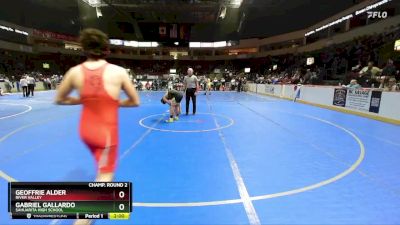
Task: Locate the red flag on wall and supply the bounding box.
[159,25,167,38]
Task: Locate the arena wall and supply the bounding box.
[248,83,400,125]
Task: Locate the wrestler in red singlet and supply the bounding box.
[56,28,139,180]
[56,27,139,225]
[79,62,119,173]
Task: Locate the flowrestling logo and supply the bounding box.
[305,0,392,37]
[367,11,388,19]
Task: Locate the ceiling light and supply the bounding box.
[219,6,227,19]
[81,0,101,7]
[231,0,243,7]
[96,7,102,18]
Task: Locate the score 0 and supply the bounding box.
[118,190,125,199]
[119,189,125,211]
[115,189,129,212]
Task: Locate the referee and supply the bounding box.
[183,68,199,115]
[27,75,35,97]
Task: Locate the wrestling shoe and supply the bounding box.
[165,118,174,123]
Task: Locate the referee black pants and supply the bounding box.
[22,86,28,97]
[185,88,196,115]
[28,84,35,97]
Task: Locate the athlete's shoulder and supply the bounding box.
[66,64,83,77]
[106,63,128,74]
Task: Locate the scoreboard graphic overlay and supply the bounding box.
[9,182,132,220]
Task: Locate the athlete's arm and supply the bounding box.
[162,94,172,105]
[55,68,81,105]
[183,77,187,92]
[195,77,200,94]
[120,70,140,107]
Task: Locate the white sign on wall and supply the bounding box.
[333,88,382,113]
[346,89,371,112]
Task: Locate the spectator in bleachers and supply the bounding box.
[291,70,301,84]
[137,80,143,91]
[11,76,19,92]
[230,78,235,90]
[237,77,243,92]
[0,24,399,87]
[345,79,361,89]
[351,60,362,71]
[379,77,399,92]
[51,76,57,89]
[302,69,312,84]
[145,81,151,90]
[359,61,381,87]
[0,87,10,96]
[381,59,396,78]
[45,77,51,90]
[213,78,218,91]
[4,78,12,93]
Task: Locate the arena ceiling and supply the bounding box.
[0,0,365,41]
